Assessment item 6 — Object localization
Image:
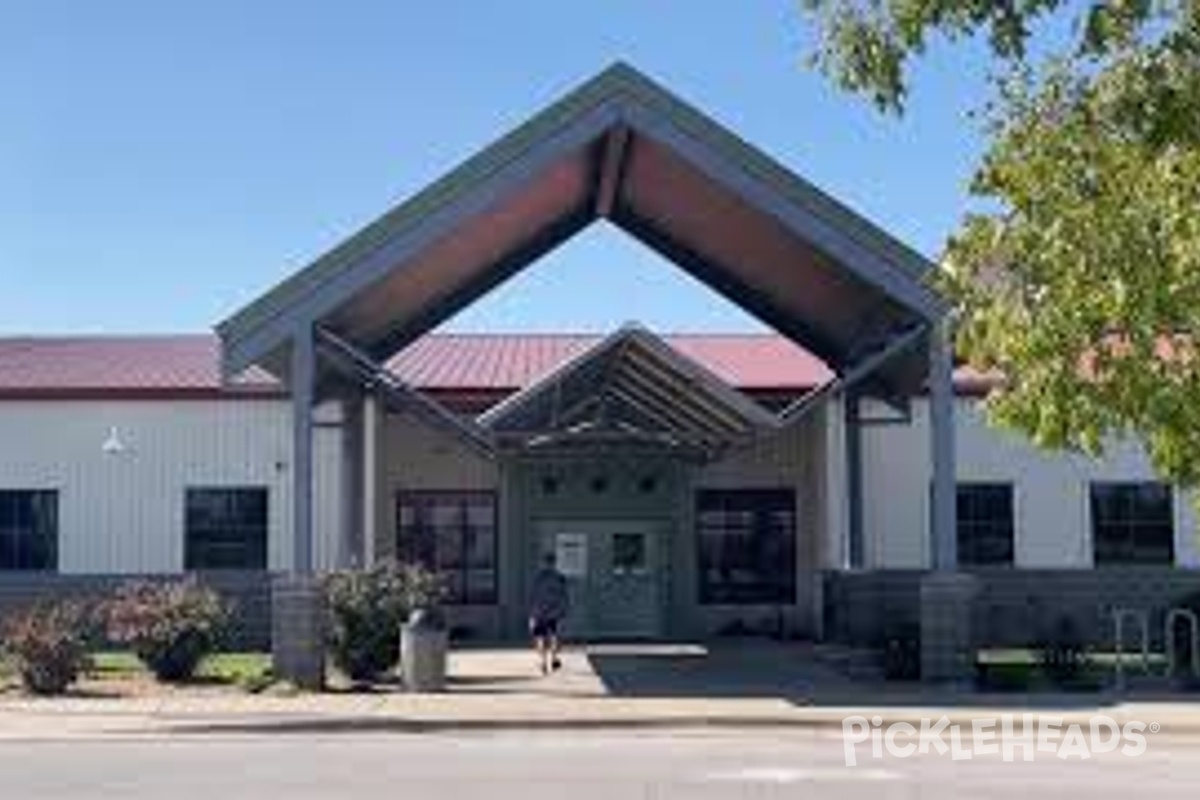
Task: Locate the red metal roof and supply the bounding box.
[0,332,992,398]
[383,333,834,392]
[0,336,279,398]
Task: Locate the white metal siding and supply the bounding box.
[0,399,344,574]
[859,398,1200,569]
[2,394,1194,577]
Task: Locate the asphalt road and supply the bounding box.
[1,727,1197,798]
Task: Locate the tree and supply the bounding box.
[801,1,1200,487]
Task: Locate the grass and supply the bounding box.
[88,651,268,681]
[20,651,273,692]
[974,647,1184,691]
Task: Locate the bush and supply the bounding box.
[324,561,444,683]
[1,602,93,695]
[105,579,230,682]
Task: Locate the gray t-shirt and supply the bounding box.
[529,567,569,621]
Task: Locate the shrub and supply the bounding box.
[1,601,92,695]
[324,561,444,683]
[105,579,230,682]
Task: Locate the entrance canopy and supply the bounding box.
[479,325,780,460]
[214,63,960,576]
[217,63,945,398]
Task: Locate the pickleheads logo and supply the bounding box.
[842,714,1156,765]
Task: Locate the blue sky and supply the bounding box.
[0,1,989,335]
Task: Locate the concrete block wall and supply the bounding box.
[824,568,1200,651]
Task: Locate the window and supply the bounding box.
[397,491,497,604]
[696,489,796,604]
[956,483,1015,566]
[185,488,268,570]
[612,533,647,574]
[0,490,57,571]
[1091,482,1174,565]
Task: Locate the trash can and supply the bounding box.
[400,608,448,692]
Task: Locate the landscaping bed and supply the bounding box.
[0,651,273,697]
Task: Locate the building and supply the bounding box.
[2,65,1195,668]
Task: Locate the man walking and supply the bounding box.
[529,552,570,675]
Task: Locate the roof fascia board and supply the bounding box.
[621,101,946,321]
[609,65,946,309]
[615,208,848,366]
[217,66,640,343]
[220,99,626,376]
[363,203,593,362]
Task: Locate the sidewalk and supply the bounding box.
[1,645,1198,740]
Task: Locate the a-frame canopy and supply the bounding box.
[479,325,780,460]
[218,63,945,395]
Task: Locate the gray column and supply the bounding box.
[362,393,380,566]
[844,391,864,569]
[292,326,315,574]
[928,321,957,571]
[341,396,364,569]
[273,325,324,690]
[921,320,971,684]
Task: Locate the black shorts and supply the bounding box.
[530,617,559,638]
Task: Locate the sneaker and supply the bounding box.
[551,657,562,671]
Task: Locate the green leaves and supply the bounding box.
[803,0,1200,492]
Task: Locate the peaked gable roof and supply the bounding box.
[217,63,945,396]
[479,326,780,457]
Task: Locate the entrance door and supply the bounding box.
[537,520,663,640]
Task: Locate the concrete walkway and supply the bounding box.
[2,643,1199,740]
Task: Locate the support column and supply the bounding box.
[292,326,315,575]
[928,320,957,572]
[823,396,850,571]
[921,320,974,683]
[844,390,864,569]
[362,393,379,566]
[341,396,364,568]
[272,325,325,690]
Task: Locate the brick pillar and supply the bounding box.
[920,572,977,683]
[272,572,325,689]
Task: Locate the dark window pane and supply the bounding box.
[1091,482,1174,565]
[396,491,497,605]
[955,484,1014,567]
[0,491,58,572]
[185,488,268,571]
[612,533,647,572]
[696,490,796,604]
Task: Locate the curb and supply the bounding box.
[2,709,1185,739]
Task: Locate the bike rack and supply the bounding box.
[1166,607,1200,679]
[1112,607,1150,689]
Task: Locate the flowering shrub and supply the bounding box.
[324,561,444,683]
[1,601,92,695]
[105,579,230,682]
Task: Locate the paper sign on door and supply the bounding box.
[555,533,588,577]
